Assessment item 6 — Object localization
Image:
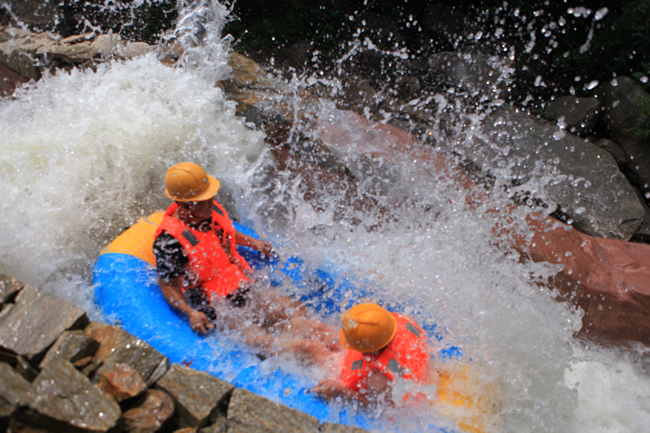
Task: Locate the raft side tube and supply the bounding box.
[93,212,485,432]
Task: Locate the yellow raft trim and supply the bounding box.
[435,363,500,433]
[99,212,164,267]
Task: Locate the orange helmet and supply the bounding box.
[165,162,220,202]
[340,303,397,352]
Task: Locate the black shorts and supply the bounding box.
[186,287,217,321]
[226,286,250,308]
[186,284,250,321]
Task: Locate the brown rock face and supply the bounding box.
[0,62,28,97]
[122,389,176,433]
[313,110,650,347]
[518,214,650,346]
[97,362,148,402]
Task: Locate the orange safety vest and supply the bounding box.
[340,313,430,399]
[155,201,251,299]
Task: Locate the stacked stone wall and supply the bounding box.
[0,274,366,433]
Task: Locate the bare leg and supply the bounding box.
[280,338,339,366]
[216,284,342,364]
[277,316,341,351]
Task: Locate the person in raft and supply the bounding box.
[313,302,430,407]
[153,162,340,363]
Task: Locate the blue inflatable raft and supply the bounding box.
[92,212,489,432]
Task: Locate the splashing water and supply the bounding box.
[1,1,649,432]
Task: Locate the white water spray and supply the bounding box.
[1,1,648,432]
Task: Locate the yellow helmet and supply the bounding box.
[165,162,220,202]
[340,303,397,352]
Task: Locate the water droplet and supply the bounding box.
[595,7,609,21]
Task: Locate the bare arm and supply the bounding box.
[235,230,274,256]
[312,379,358,401]
[158,277,214,334]
[313,371,392,406]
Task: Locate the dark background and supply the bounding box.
[2,0,648,102]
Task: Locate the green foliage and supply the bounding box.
[628,92,650,141]
[532,108,558,122]
[631,62,650,92]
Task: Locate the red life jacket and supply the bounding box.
[340,313,430,399]
[155,201,251,299]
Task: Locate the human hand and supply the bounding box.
[312,379,346,399]
[188,310,214,334]
[256,239,275,257]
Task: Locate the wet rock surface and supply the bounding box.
[464,103,645,241]
[227,388,320,433]
[0,274,365,433]
[0,283,88,362]
[0,26,153,82]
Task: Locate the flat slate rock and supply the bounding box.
[85,322,169,386]
[0,284,88,361]
[227,388,320,433]
[0,361,31,417]
[23,359,121,432]
[121,389,176,433]
[320,422,369,433]
[467,103,645,240]
[156,363,234,428]
[39,329,100,370]
[0,274,23,304]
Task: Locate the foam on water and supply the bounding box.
[0,52,265,308]
[1,1,648,432]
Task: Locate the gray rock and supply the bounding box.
[463,104,645,240]
[427,51,513,100]
[227,388,319,433]
[593,138,627,166]
[155,363,234,429]
[0,361,31,418]
[21,359,121,432]
[0,27,58,79]
[121,41,154,59]
[631,188,650,243]
[0,273,23,304]
[0,284,88,362]
[597,77,650,141]
[122,389,176,433]
[595,76,650,193]
[199,416,227,433]
[545,96,602,137]
[39,329,100,370]
[96,362,148,402]
[0,26,154,82]
[85,322,169,386]
[13,355,39,382]
[320,422,368,433]
[274,39,314,70]
[4,0,59,29]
